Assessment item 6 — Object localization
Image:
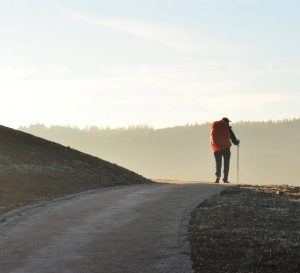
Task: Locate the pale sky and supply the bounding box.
[1,0,300,128]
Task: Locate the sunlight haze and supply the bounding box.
[1,0,299,128]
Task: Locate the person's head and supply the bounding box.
[222,117,231,124]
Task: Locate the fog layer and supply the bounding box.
[20,119,300,186]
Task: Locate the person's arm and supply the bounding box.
[229,127,240,145]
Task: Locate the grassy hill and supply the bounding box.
[0,125,151,215]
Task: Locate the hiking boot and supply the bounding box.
[223,180,230,183]
[215,177,220,183]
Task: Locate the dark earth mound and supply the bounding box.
[189,185,300,273]
[0,125,151,215]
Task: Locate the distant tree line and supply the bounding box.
[20,118,300,185]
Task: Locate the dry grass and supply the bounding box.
[189,185,300,273]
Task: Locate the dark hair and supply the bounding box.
[222,117,231,123]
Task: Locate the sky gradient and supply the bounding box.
[1,0,300,128]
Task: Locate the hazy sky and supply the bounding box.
[1,0,300,128]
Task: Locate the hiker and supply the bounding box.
[210,117,240,183]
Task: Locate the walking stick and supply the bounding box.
[237,144,240,184]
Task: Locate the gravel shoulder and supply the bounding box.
[189,184,300,273]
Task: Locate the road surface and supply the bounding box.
[0,182,227,273]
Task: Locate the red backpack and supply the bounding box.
[210,120,231,152]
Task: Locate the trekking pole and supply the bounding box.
[237,144,240,184]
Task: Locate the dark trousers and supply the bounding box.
[214,148,231,181]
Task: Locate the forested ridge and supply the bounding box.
[20,119,300,185]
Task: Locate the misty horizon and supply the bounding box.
[13,117,300,131]
[20,118,300,186]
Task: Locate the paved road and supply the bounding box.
[0,182,227,273]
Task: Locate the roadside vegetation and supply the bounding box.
[189,185,300,273]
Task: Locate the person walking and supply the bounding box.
[210,117,240,183]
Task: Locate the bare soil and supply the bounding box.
[189,185,300,273]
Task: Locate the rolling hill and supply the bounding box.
[0,125,151,215]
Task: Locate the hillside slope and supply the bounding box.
[0,125,151,215]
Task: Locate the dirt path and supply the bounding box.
[0,183,226,273]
